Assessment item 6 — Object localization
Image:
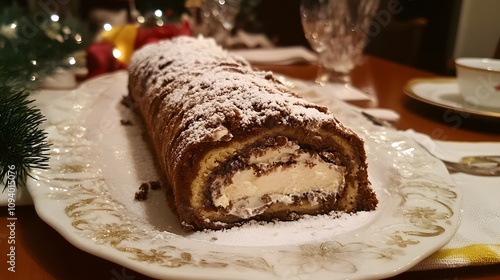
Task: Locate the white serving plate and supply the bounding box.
[27,71,461,280]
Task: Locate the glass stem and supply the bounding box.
[315,63,351,85]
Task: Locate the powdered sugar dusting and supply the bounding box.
[187,210,379,246]
[129,36,352,169]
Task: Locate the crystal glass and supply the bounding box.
[201,0,241,46]
[300,0,379,85]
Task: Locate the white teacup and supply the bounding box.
[455,58,500,109]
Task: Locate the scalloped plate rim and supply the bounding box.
[27,71,462,280]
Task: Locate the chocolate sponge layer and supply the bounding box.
[128,36,377,231]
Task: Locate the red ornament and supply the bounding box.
[86,42,127,79]
[86,19,192,79]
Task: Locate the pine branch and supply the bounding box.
[0,88,51,189]
[0,3,89,189]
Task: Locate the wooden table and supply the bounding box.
[1,56,499,280]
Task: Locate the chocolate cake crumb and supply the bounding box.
[134,181,161,201]
[120,95,135,108]
[134,183,150,201]
[149,180,161,190]
[134,190,148,201]
[139,182,149,191]
[120,119,133,126]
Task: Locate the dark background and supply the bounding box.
[241,0,463,75]
[2,0,469,75]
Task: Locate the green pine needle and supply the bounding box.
[0,3,89,189]
[0,87,51,189]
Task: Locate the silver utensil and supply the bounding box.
[440,156,500,176]
[361,111,500,176]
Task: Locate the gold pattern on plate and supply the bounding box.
[29,76,460,279]
[278,241,404,274]
[37,119,459,277]
[386,234,420,248]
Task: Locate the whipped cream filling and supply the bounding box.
[211,142,346,219]
[211,125,232,141]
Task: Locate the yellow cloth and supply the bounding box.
[418,244,500,269]
[437,244,500,264]
[99,24,138,65]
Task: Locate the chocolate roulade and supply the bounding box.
[128,36,377,231]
